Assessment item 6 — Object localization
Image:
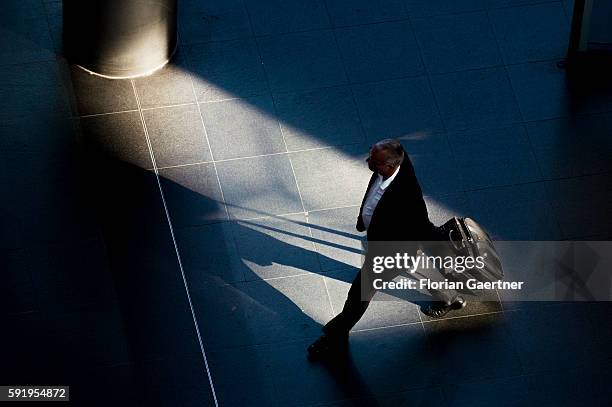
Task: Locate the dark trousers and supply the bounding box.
[323,237,456,337]
[322,265,385,336]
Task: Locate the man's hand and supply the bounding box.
[356,217,366,232]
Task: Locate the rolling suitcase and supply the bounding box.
[438,217,504,282]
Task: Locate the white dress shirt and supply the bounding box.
[361,165,400,230]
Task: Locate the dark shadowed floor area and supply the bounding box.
[2,0,612,405]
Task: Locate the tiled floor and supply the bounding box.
[2,0,612,406]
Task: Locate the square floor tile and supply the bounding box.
[290,143,372,211]
[190,281,254,350]
[335,20,424,83]
[524,363,612,407]
[143,104,211,168]
[442,373,529,407]
[134,51,195,109]
[431,67,522,131]
[0,61,69,120]
[325,268,423,331]
[0,165,92,250]
[179,0,252,44]
[28,239,117,314]
[505,305,597,373]
[66,364,142,406]
[587,303,612,359]
[0,0,45,22]
[404,0,486,17]
[258,30,347,93]
[193,276,332,350]
[231,214,321,281]
[406,145,463,198]
[526,114,612,179]
[506,61,573,121]
[42,303,132,369]
[326,387,447,407]
[545,174,612,239]
[207,346,276,406]
[200,95,286,160]
[69,66,137,116]
[424,314,523,385]
[216,154,303,219]
[78,111,152,169]
[0,116,76,156]
[486,0,557,8]
[424,192,473,227]
[352,76,443,141]
[257,339,368,405]
[401,132,464,195]
[174,222,244,286]
[0,17,55,66]
[562,0,575,22]
[412,11,501,74]
[273,86,364,151]
[146,357,217,407]
[2,249,37,315]
[348,325,440,395]
[159,163,227,227]
[0,146,76,188]
[489,2,569,64]
[325,0,406,27]
[510,60,612,121]
[244,0,330,36]
[307,206,364,272]
[186,39,267,102]
[243,274,334,342]
[42,1,62,53]
[447,125,541,189]
[465,182,562,240]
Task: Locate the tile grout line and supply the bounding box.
[173,203,363,231]
[353,309,506,333]
[154,143,358,169]
[72,61,612,125]
[179,0,562,47]
[130,79,219,407]
[77,109,140,118]
[318,0,375,321]
[486,7,567,239]
[180,43,232,222]
[323,0,372,149]
[353,320,423,333]
[404,5,448,141]
[403,7,466,332]
[165,165,611,229]
[181,35,254,287]
[140,101,198,112]
[251,1,338,317]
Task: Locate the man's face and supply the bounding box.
[366,146,389,175]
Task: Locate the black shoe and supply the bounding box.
[422,296,466,318]
[307,333,348,361]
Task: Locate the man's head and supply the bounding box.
[366,139,404,179]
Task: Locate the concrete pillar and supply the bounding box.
[64,0,178,78]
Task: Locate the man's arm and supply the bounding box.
[356,173,377,232]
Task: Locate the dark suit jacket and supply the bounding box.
[357,152,438,242]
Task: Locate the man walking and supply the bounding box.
[307,139,465,360]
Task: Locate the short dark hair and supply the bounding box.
[374,139,404,167]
